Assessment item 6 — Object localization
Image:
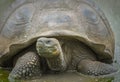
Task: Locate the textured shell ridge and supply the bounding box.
[0,0,114,64]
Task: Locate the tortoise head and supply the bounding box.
[36,37,60,58]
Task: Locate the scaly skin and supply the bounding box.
[77,60,117,76]
[9,51,42,79]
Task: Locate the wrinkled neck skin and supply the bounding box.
[46,38,79,71]
[46,38,67,71]
[48,38,96,71]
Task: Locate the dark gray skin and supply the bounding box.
[9,37,117,79]
[9,48,42,79]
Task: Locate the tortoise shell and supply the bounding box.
[0,0,114,65]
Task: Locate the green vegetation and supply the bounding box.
[0,68,9,82]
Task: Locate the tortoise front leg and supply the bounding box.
[77,59,117,76]
[8,51,42,79]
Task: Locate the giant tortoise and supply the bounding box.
[0,0,117,79]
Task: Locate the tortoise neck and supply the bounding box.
[46,38,67,71]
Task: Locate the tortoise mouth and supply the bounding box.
[37,46,60,58]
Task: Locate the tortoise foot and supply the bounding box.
[77,60,117,76]
[8,51,42,79]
